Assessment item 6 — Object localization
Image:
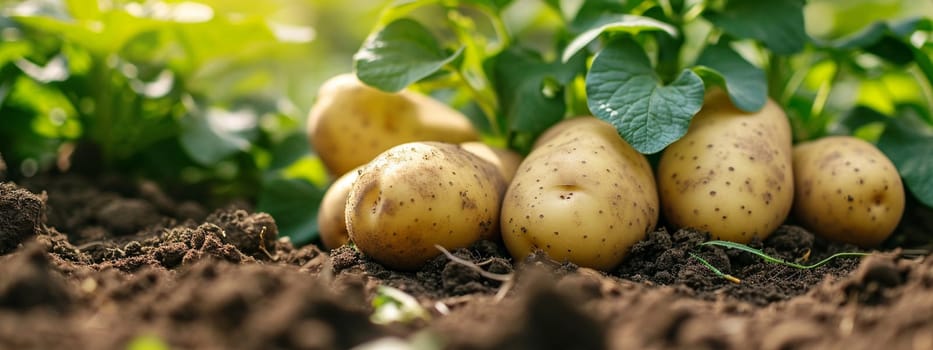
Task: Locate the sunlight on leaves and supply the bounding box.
[354,18,463,92]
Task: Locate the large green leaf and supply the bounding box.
[586,37,705,154]
[705,0,807,54]
[693,41,766,112]
[876,106,933,208]
[354,18,463,92]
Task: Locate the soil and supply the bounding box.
[0,171,932,350]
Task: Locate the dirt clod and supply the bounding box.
[0,244,72,312]
[206,209,278,257]
[0,182,46,254]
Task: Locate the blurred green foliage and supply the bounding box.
[0,0,383,244]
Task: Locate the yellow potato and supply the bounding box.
[307,73,479,176]
[317,166,362,250]
[792,136,905,247]
[459,141,523,183]
[501,117,658,271]
[657,89,794,243]
[345,142,507,270]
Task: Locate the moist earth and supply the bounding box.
[0,174,931,350]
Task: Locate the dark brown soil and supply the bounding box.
[0,175,931,350]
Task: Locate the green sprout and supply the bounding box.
[370,285,430,325]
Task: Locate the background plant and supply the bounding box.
[0,0,385,244]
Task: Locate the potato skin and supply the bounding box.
[792,136,905,247]
[307,74,479,176]
[501,117,658,271]
[317,166,363,250]
[345,142,506,270]
[658,89,794,243]
[459,141,523,183]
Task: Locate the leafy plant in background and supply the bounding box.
[0,0,329,244]
[353,0,933,211]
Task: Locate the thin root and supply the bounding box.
[435,245,512,282]
[258,226,277,261]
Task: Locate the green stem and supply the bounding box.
[699,240,870,269]
[689,252,742,284]
[446,10,503,139]
[90,56,114,165]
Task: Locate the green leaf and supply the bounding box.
[256,175,324,246]
[64,0,102,20]
[562,15,678,62]
[835,106,889,136]
[268,132,312,170]
[180,104,259,166]
[830,17,931,49]
[876,107,933,207]
[585,37,705,154]
[354,18,463,92]
[705,0,807,54]
[912,45,933,89]
[492,48,579,136]
[693,41,766,112]
[823,18,929,66]
[569,0,638,33]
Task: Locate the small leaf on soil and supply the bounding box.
[693,41,766,112]
[585,37,705,154]
[354,18,463,92]
[371,285,430,325]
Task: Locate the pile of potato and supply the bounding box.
[309,74,905,271]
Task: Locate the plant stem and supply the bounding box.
[689,252,742,284]
[699,240,870,269]
[446,10,503,139]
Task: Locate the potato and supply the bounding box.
[657,89,794,243]
[317,166,362,250]
[345,142,507,270]
[501,117,659,271]
[307,73,479,176]
[792,136,905,247]
[459,141,523,183]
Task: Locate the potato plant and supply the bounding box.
[337,0,932,269]
[3,1,932,261]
